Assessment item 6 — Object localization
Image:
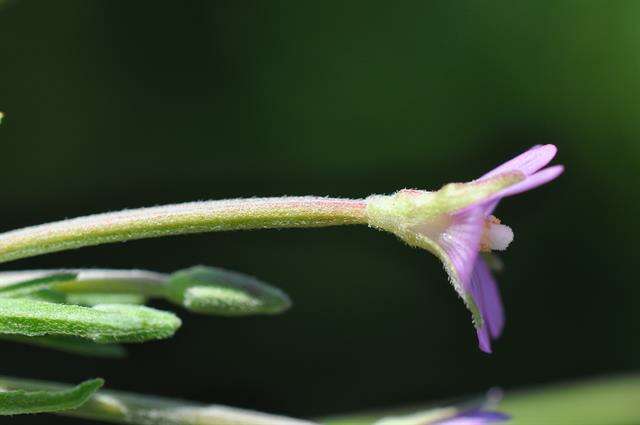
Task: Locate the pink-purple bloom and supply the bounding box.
[366,145,563,353]
[460,145,563,352]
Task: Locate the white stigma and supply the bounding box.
[487,222,514,251]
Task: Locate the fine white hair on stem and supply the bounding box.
[0,197,368,264]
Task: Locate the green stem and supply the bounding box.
[0,375,318,425]
[0,197,368,264]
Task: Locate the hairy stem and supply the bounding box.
[0,375,318,425]
[0,197,367,264]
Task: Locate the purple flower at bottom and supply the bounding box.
[374,389,510,425]
[433,409,510,425]
[366,145,563,352]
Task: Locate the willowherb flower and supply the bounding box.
[0,143,561,354]
[366,145,563,353]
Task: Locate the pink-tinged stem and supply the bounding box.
[0,197,368,264]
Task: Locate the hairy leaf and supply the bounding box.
[0,298,181,343]
[0,375,316,424]
[165,266,292,316]
[0,378,103,415]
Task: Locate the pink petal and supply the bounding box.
[481,144,558,179]
[493,165,564,199]
[470,258,505,353]
[482,200,500,216]
[413,205,486,302]
[435,207,487,298]
[476,319,492,354]
[481,165,564,215]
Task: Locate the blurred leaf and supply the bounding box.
[0,334,126,358]
[371,408,456,425]
[0,298,181,343]
[0,378,103,415]
[501,374,640,425]
[165,266,292,316]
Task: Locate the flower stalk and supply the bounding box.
[0,197,367,264]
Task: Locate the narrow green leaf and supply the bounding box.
[0,335,126,358]
[24,289,68,304]
[0,375,317,424]
[0,269,166,297]
[165,266,292,316]
[65,293,148,306]
[50,269,167,296]
[0,378,103,415]
[0,298,181,343]
[0,267,293,316]
[0,273,77,298]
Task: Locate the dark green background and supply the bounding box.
[1,1,637,423]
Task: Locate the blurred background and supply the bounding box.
[0,1,638,423]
